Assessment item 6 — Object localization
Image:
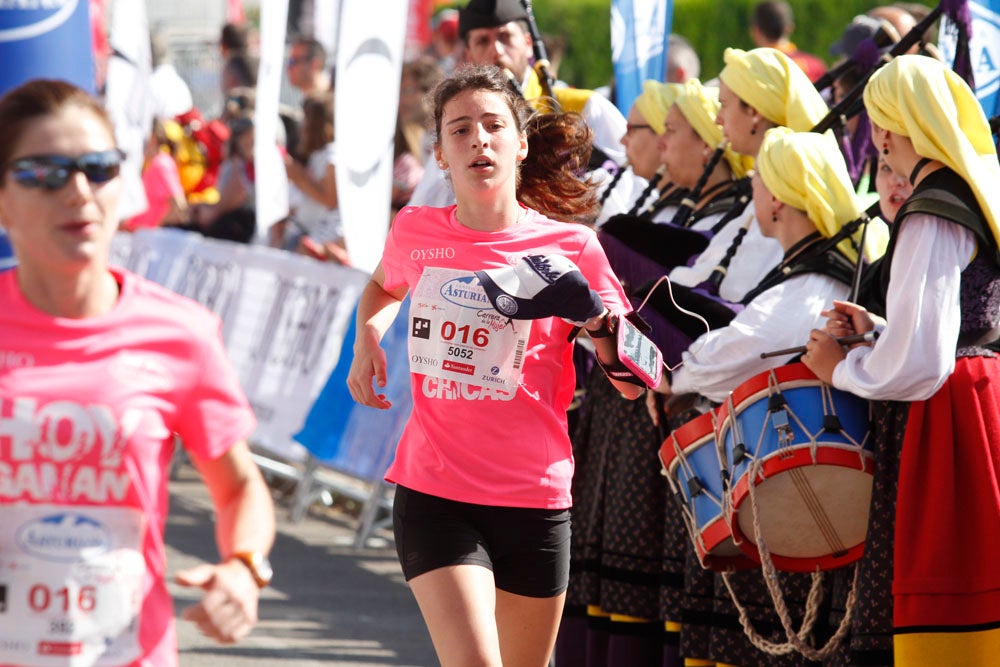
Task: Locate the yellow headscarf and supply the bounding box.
[864,55,1000,248]
[674,79,754,179]
[634,80,683,135]
[756,127,864,263]
[718,47,828,132]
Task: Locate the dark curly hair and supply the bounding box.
[430,65,599,224]
[430,64,531,143]
[519,111,600,225]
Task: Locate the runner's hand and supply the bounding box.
[176,560,260,644]
[347,332,392,409]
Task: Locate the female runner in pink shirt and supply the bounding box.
[0,79,275,667]
[347,65,644,667]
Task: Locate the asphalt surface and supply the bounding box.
[165,463,438,667]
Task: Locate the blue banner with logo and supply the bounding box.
[0,0,95,97]
[941,0,1000,124]
[611,0,673,116]
[970,0,1000,121]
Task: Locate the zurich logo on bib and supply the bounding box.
[0,0,95,96]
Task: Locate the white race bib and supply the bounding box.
[408,267,531,393]
[0,505,147,667]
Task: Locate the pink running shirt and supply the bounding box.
[381,205,629,509]
[0,267,255,667]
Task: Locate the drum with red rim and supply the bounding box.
[716,363,873,572]
[659,409,756,571]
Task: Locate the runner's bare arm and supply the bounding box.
[347,263,409,409]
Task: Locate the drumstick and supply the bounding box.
[759,331,879,359]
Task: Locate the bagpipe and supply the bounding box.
[812,0,974,135]
[811,20,901,94]
[518,0,560,113]
[598,166,756,366]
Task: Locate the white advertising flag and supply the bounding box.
[254,0,291,242]
[104,0,153,221]
[335,0,408,274]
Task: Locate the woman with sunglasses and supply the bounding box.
[0,79,275,667]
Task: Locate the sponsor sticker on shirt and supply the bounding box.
[408,267,530,393]
[0,505,146,667]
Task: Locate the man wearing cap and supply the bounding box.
[407,0,628,208]
[458,0,626,165]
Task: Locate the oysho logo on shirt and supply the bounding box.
[410,247,456,261]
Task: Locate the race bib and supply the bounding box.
[0,505,147,667]
[408,267,531,393]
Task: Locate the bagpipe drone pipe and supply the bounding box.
[812,0,975,136]
[809,1,974,187]
[599,178,755,367]
[635,196,874,369]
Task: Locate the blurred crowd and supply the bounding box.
[122,1,947,273]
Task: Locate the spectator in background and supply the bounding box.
[124,119,189,232]
[398,56,445,163]
[392,57,444,217]
[391,120,425,217]
[220,21,249,59]
[867,3,940,56]
[287,37,332,98]
[666,33,701,84]
[150,29,194,120]
[540,32,568,85]
[189,114,257,243]
[867,3,918,40]
[749,0,827,83]
[426,8,463,75]
[283,92,348,264]
[594,33,699,119]
[221,52,259,99]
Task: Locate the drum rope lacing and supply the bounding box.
[719,368,863,660]
[727,459,860,660]
[734,371,867,555]
[663,411,725,563]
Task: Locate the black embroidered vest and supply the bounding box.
[858,168,1000,356]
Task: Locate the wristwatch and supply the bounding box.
[230,551,273,588]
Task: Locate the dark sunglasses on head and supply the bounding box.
[4,149,126,190]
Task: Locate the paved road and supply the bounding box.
[165,464,438,667]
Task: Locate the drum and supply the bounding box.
[659,409,755,571]
[716,363,873,572]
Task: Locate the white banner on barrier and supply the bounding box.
[111,229,369,462]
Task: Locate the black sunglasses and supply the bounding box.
[4,149,126,190]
